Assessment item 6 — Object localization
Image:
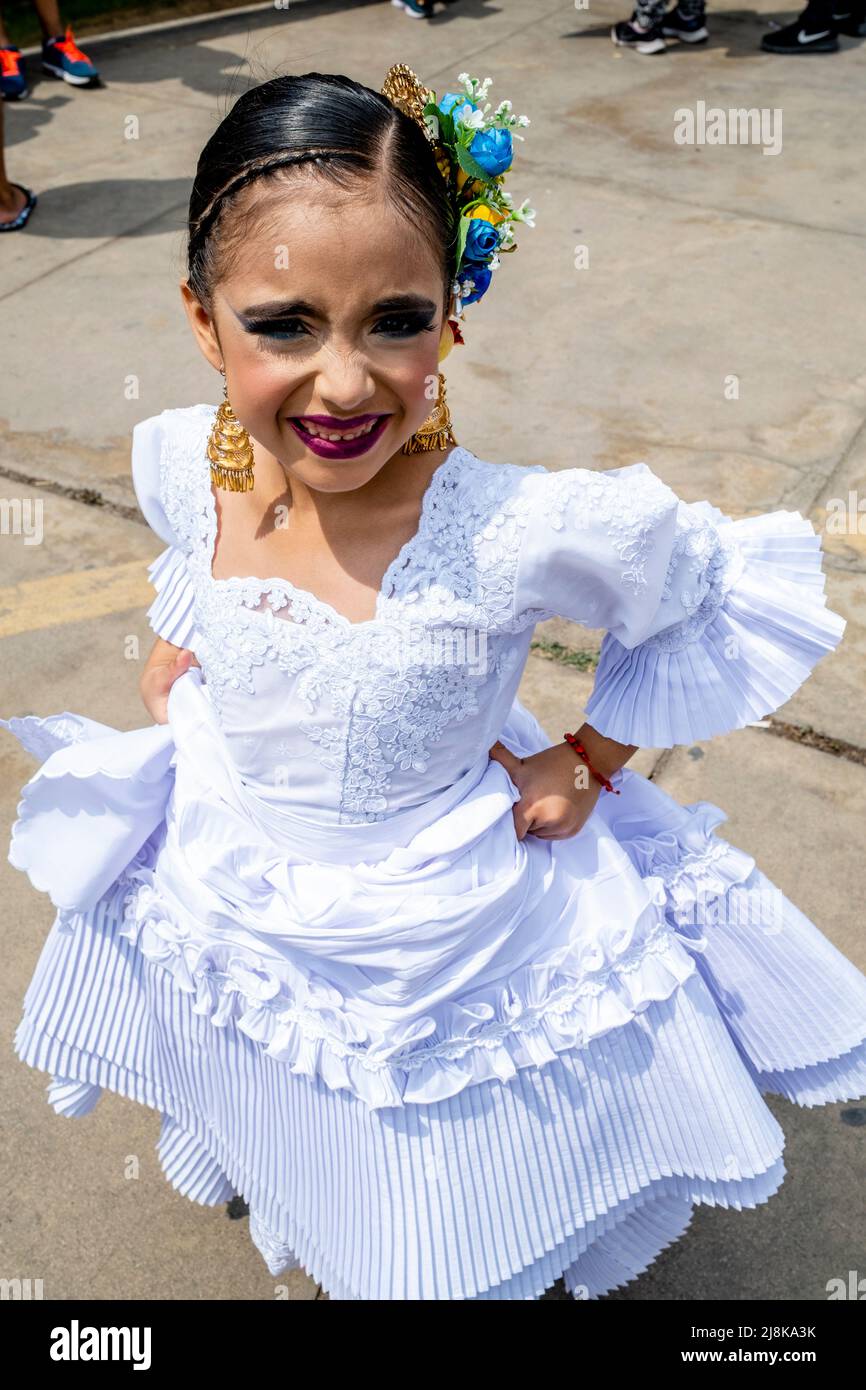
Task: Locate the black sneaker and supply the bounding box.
[662,6,710,40]
[611,16,668,51]
[831,0,866,31]
[760,2,840,49]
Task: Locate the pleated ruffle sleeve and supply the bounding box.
[131,412,200,650]
[513,462,847,747]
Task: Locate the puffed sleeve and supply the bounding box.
[131,412,199,650]
[513,462,847,747]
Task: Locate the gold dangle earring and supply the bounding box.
[402,319,459,456]
[208,367,255,491]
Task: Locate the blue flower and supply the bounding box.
[458,263,493,305]
[462,216,500,265]
[468,127,513,177]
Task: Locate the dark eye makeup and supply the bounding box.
[229,295,440,347]
[240,312,437,343]
[374,311,438,337]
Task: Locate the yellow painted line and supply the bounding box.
[0,561,155,638]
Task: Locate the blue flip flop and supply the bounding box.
[0,182,37,231]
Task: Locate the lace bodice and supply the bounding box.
[132,404,844,820]
[137,406,551,823]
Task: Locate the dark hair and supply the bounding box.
[187,72,456,313]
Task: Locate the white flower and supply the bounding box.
[424,111,440,140]
[460,108,486,131]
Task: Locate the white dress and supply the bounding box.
[3,401,865,1300]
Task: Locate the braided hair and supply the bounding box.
[186,72,457,313]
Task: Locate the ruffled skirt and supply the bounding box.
[4,682,866,1299]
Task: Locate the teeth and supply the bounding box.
[298,418,380,441]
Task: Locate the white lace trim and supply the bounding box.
[106,798,760,1110]
[113,845,709,1110]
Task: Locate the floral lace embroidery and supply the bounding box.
[0,713,87,763]
[521,465,747,656]
[641,508,745,654]
[540,466,679,597]
[376,456,547,631]
[152,407,546,822]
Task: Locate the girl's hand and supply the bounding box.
[488,739,603,841]
[140,641,200,725]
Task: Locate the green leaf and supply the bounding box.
[455,213,471,272]
[454,135,492,184]
[427,100,455,145]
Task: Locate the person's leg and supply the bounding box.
[633,0,667,24]
[32,0,64,41]
[662,0,709,42]
[0,96,32,226]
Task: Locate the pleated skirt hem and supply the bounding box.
[13,893,866,1300]
[15,1011,791,1300]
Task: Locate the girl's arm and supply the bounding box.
[513,462,846,749]
[497,459,846,840]
[489,723,638,842]
[140,637,199,725]
[569,722,638,780]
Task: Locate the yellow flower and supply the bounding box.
[467,203,505,226]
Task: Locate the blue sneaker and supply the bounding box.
[391,0,434,16]
[1,46,29,100]
[41,25,100,86]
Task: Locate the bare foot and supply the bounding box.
[0,183,28,225]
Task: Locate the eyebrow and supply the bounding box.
[234,293,439,321]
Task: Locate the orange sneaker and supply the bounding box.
[42,24,100,86]
[0,46,29,100]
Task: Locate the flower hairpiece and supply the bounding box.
[422,72,536,313]
[380,64,535,318]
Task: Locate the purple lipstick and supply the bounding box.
[288,412,391,460]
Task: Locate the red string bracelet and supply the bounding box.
[562,731,621,795]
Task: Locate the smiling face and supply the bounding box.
[180,171,453,494]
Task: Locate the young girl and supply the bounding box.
[3,65,865,1302]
